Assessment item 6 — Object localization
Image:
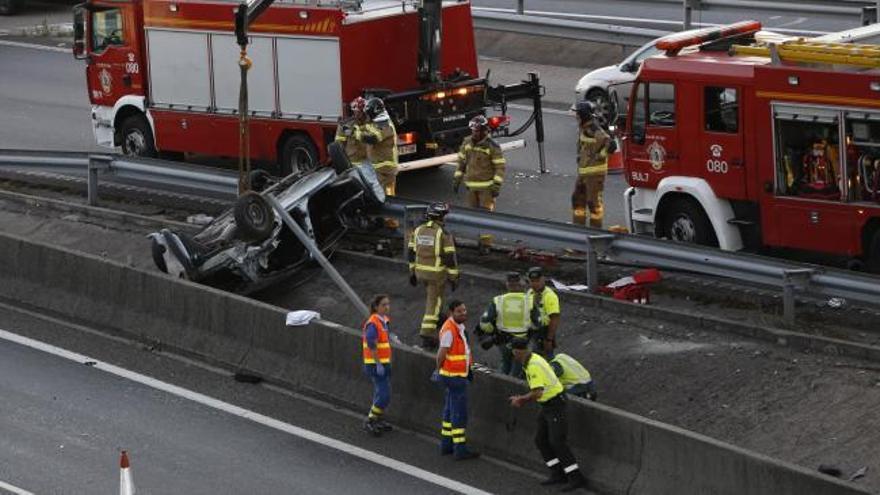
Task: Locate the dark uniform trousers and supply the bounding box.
[536,395,579,475]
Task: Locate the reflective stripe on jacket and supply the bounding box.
[439,318,472,377]
[455,136,506,189]
[359,120,398,170]
[335,120,368,164]
[408,221,458,277]
[577,127,610,176]
[362,314,392,364]
[551,353,591,387]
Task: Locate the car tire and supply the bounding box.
[586,88,612,125]
[233,191,275,242]
[248,169,274,193]
[0,0,17,15]
[120,114,158,158]
[661,198,718,247]
[866,229,880,274]
[327,140,353,175]
[150,237,168,273]
[279,134,319,177]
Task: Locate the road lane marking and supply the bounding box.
[0,40,69,54]
[0,480,35,495]
[0,328,493,495]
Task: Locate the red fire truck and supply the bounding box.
[72,0,541,175]
[620,21,880,271]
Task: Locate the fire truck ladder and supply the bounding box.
[731,40,880,69]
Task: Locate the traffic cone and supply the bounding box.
[119,450,135,495]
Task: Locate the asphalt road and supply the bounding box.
[471,0,859,34]
[0,43,629,227]
[0,304,546,494]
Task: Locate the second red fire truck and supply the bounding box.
[72,0,541,175]
[619,21,880,272]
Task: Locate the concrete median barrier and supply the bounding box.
[0,231,868,495]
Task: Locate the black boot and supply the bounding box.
[363,418,382,437]
[375,418,393,432]
[560,470,586,492]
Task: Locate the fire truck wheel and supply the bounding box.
[867,230,880,274]
[661,198,718,247]
[279,134,318,176]
[120,114,157,158]
[233,191,275,242]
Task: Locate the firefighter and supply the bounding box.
[551,353,597,401]
[525,266,560,359]
[572,100,612,228]
[432,300,480,460]
[475,271,531,377]
[359,97,399,197]
[509,338,586,491]
[362,294,395,436]
[453,115,506,255]
[408,202,459,350]
[334,96,368,164]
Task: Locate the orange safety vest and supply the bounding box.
[439,318,471,377]
[362,314,392,364]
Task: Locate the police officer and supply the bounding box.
[408,202,459,350]
[453,115,506,254]
[551,353,597,401]
[526,266,560,358]
[509,338,586,491]
[359,97,399,198]
[432,300,480,460]
[572,101,612,228]
[475,271,531,377]
[334,96,368,164]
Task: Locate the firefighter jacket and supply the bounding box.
[577,125,611,176]
[334,119,368,164]
[455,136,506,190]
[550,353,592,388]
[478,292,531,340]
[357,116,398,170]
[408,220,459,280]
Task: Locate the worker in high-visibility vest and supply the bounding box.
[408,202,459,350]
[475,271,531,377]
[362,294,395,436]
[526,266,561,358]
[509,338,586,492]
[551,353,597,401]
[334,96,368,164]
[572,100,612,228]
[432,300,480,460]
[453,115,506,254]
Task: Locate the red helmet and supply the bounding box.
[350,96,366,113]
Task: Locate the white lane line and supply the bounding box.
[0,39,69,54]
[508,103,571,116]
[0,480,35,495]
[0,329,493,495]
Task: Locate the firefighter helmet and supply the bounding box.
[364,97,386,120]
[468,115,489,131]
[350,96,366,113]
[426,201,450,220]
[574,100,598,121]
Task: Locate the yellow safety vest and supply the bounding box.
[494,292,530,336]
[551,353,591,387]
[524,353,564,403]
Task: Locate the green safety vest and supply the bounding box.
[552,353,592,387]
[494,292,530,336]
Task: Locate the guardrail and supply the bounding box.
[2,149,879,318]
[507,0,865,17]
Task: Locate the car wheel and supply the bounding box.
[586,88,612,125]
[661,198,718,247]
[866,229,880,274]
[150,236,168,273]
[279,134,319,176]
[120,114,157,158]
[248,169,274,193]
[0,0,16,15]
[233,191,275,242]
[327,140,353,175]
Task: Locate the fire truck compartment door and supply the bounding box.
[212,34,275,115]
[277,37,342,121]
[147,30,211,110]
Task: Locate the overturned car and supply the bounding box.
[149,143,385,292]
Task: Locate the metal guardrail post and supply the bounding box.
[87,155,112,206]
[264,194,370,318]
[516,0,524,15]
[586,234,615,293]
[782,269,815,325]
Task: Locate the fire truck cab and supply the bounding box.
[72,0,516,175]
[622,21,880,271]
